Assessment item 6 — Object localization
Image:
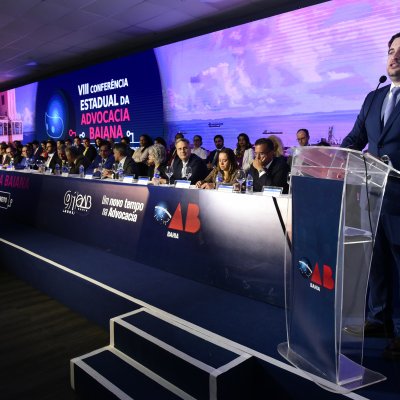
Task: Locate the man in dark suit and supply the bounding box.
[87,141,115,174]
[65,146,90,174]
[16,144,34,169]
[342,32,400,359]
[206,135,225,170]
[31,140,42,160]
[73,137,85,154]
[171,138,208,184]
[43,140,62,172]
[103,143,138,178]
[82,138,97,163]
[248,138,289,193]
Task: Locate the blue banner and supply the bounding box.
[0,170,289,306]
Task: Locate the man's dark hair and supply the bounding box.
[214,135,224,142]
[254,138,274,151]
[140,134,153,148]
[113,143,128,157]
[193,135,203,142]
[99,141,111,151]
[66,146,80,159]
[297,128,310,138]
[388,33,400,48]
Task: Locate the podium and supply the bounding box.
[278,147,397,393]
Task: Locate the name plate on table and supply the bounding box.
[123,175,134,183]
[61,172,69,177]
[263,186,283,196]
[174,180,191,189]
[137,176,150,185]
[218,184,233,193]
[84,174,93,180]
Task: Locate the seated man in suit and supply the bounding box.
[169,138,208,184]
[65,146,90,174]
[206,134,225,170]
[16,144,34,169]
[248,138,290,193]
[3,145,22,168]
[82,138,97,162]
[73,137,85,154]
[102,143,138,178]
[43,140,62,172]
[87,141,115,174]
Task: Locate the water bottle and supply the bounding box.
[216,171,223,189]
[117,166,124,181]
[55,163,60,175]
[8,158,14,170]
[153,169,160,186]
[246,173,253,194]
[79,164,85,178]
[61,161,68,175]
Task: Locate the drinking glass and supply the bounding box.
[165,165,173,185]
[236,169,246,192]
[185,166,192,181]
[35,159,44,173]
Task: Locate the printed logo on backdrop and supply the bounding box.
[297,257,334,292]
[154,202,201,239]
[101,194,144,223]
[63,190,92,215]
[0,191,13,209]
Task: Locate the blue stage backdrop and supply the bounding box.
[33,50,164,146]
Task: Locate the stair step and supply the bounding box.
[71,347,191,400]
[111,308,254,400]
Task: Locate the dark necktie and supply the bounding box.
[384,87,400,126]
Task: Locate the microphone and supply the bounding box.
[363,75,387,122]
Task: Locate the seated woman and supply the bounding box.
[196,148,238,189]
[234,133,254,172]
[147,143,168,181]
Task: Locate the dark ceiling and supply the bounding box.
[0,0,327,91]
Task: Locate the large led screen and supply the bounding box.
[155,0,399,149]
[0,0,399,151]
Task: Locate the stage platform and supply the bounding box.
[1,221,399,400]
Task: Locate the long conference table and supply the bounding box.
[0,168,289,307]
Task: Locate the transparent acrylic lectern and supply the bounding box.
[278,146,398,393]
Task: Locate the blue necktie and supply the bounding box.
[383,87,400,126]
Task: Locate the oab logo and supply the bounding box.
[63,190,92,215]
[154,202,201,239]
[297,257,334,292]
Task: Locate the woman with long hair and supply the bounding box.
[196,148,238,189]
[234,133,254,172]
